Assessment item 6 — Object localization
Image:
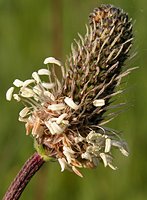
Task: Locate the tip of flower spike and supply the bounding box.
[43,57,61,66]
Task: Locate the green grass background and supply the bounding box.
[0,0,147,199]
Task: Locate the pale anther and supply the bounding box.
[58,158,66,172]
[64,97,79,110]
[38,68,50,75]
[105,138,111,153]
[93,99,105,107]
[48,103,65,111]
[32,72,41,83]
[19,107,30,118]
[44,57,61,66]
[13,79,24,87]
[6,87,14,101]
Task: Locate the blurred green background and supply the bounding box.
[0,0,147,199]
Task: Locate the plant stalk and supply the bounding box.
[2,152,45,200]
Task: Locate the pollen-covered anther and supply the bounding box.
[45,120,65,134]
[63,146,75,164]
[6,87,14,101]
[32,72,41,83]
[13,79,24,87]
[19,107,30,118]
[23,79,35,87]
[64,97,79,110]
[58,158,67,172]
[42,82,55,89]
[111,140,129,156]
[81,152,92,161]
[105,138,111,153]
[13,94,21,101]
[20,87,34,98]
[56,113,68,124]
[38,68,50,75]
[93,99,105,107]
[99,153,108,167]
[44,57,61,66]
[48,103,66,111]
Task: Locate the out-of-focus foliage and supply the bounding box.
[0,0,147,199]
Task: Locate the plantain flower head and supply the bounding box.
[6,4,133,177]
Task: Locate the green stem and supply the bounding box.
[2,152,45,200]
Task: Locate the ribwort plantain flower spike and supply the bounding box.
[6,4,133,178]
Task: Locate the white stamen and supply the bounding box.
[63,151,72,164]
[48,103,65,111]
[120,148,129,157]
[56,113,68,124]
[13,79,23,87]
[13,94,21,101]
[23,79,35,87]
[44,91,55,101]
[62,120,69,125]
[81,152,92,161]
[72,166,83,178]
[38,68,50,75]
[100,153,108,167]
[42,82,55,89]
[44,57,61,66]
[111,140,122,148]
[33,85,42,95]
[108,163,117,170]
[111,140,129,156]
[20,87,34,98]
[64,97,79,110]
[105,138,111,153]
[6,87,14,101]
[19,107,30,118]
[58,158,67,172]
[75,135,85,143]
[18,116,28,122]
[51,122,64,134]
[63,146,75,154]
[32,72,41,83]
[93,99,105,107]
[45,121,55,135]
